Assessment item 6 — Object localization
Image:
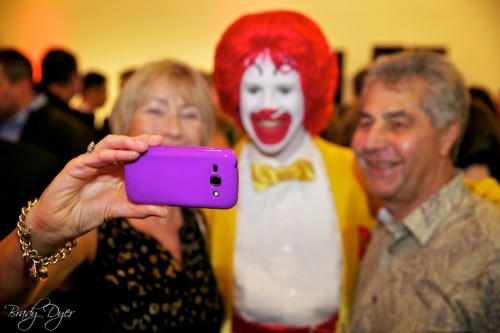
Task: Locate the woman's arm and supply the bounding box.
[0,134,168,308]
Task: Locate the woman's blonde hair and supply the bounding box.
[109,59,215,145]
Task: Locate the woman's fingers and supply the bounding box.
[115,203,169,220]
[66,134,164,174]
[27,134,169,242]
[94,134,163,152]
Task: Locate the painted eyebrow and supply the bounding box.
[273,64,285,75]
[248,62,263,75]
[247,61,291,76]
[274,63,293,75]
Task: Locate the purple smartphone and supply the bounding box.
[124,146,238,209]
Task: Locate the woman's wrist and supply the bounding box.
[18,199,77,280]
[22,199,57,255]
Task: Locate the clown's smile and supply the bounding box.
[251,109,291,144]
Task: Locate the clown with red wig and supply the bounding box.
[204,10,376,333]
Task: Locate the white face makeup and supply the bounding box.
[239,51,307,156]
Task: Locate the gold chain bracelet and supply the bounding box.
[17,199,77,281]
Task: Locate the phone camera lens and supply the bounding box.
[213,164,218,172]
[210,175,222,187]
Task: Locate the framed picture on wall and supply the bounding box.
[373,46,446,60]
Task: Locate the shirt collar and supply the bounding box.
[378,172,467,246]
[28,93,48,111]
[0,94,47,142]
[13,93,47,117]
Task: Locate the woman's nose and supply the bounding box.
[162,114,182,138]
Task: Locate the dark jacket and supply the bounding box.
[21,104,93,167]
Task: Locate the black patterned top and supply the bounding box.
[81,208,223,332]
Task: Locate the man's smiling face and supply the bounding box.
[351,80,452,210]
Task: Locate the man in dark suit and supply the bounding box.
[0,48,92,168]
[39,48,98,141]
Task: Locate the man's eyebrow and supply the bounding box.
[358,110,411,119]
[383,110,411,120]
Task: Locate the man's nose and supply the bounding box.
[364,124,390,150]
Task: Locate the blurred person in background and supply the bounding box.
[39,48,97,141]
[0,48,91,167]
[77,71,108,129]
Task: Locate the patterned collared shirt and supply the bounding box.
[351,174,500,333]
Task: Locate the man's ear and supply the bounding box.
[439,119,461,157]
[15,77,32,94]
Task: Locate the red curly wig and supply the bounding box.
[214,10,338,135]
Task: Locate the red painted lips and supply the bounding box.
[250,109,291,144]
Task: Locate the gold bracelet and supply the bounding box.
[17,199,77,281]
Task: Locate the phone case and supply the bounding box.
[124,145,238,209]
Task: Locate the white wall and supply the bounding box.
[1,0,499,125]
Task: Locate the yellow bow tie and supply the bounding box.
[251,159,315,191]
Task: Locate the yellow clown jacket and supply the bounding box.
[204,136,377,333]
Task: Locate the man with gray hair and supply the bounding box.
[350,50,500,332]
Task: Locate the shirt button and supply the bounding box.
[288,289,297,297]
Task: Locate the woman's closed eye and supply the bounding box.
[180,106,201,120]
[145,107,164,115]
